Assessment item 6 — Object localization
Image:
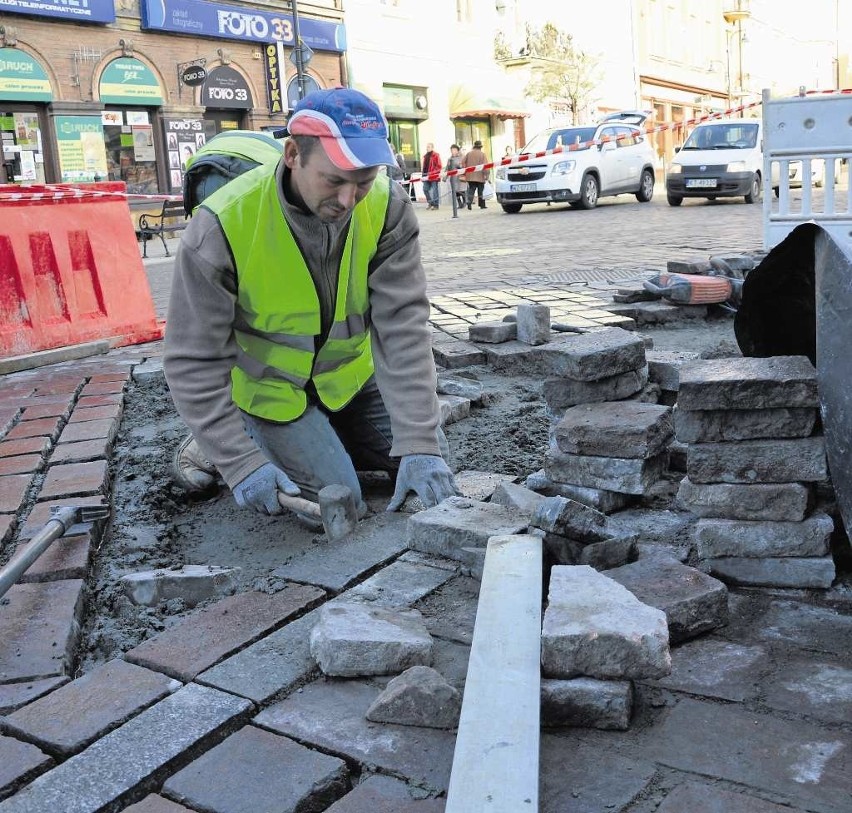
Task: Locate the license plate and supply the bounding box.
[686,178,717,189]
[510,183,537,193]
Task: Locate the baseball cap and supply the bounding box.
[287,88,396,170]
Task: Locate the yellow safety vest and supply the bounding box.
[203,165,390,421]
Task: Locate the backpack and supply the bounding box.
[182,130,284,217]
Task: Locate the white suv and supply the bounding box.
[495,119,656,213]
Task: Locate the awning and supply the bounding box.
[449,85,529,120]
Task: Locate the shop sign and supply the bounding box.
[140,0,345,53]
[55,115,108,183]
[201,66,252,109]
[263,42,284,115]
[99,58,163,105]
[181,65,207,86]
[0,0,115,24]
[163,117,207,193]
[0,47,52,102]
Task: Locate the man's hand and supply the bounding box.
[387,454,459,512]
[233,462,300,515]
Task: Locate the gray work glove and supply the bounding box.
[233,462,300,515]
[387,454,459,512]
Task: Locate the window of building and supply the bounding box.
[456,0,472,23]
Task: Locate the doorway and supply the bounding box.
[388,119,419,175]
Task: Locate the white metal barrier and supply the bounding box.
[762,88,852,251]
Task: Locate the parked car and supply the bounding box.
[666,118,763,206]
[494,116,656,213]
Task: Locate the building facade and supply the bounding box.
[0,0,344,192]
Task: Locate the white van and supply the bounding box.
[665,118,763,206]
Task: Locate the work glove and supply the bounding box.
[387,454,459,512]
[233,462,300,515]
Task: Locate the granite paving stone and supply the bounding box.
[539,736,656,813]
[37,460,109,501]
[19,402,71,422]
[15,533,93,582]
[78,381,126,397]
[542,365,649,413]
[340,558,455,607]
[272,513,409,591]
[453,470,514,501]
[676,478,811,522]
[647,639,768,702]
[762,660,852,723]
[0,684,253,813]
[0,456,42,476]
[124,584,325,682]
[545,444,667,495]
[674,406,817,443]
[162,725,349,813]
[324,775,445,812]
[121,565,240,607]
[0,736,52,802]
[1,660,180,756]
[76,394,123,409]
[541,677,633,730]
[686,437,827,484]
[645,349,700,391]
[0,474,35,514]
[705,556,835,589]
[0,438,50,459]
[695,513,833,559]
[655,782,799,813]
[640,697,851,813]
[254,679,456,793]
[123,795,194,812]
[0,580,85,682]
[0,677,70,716]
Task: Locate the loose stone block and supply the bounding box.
[695,513,833,559]
[631,301,707,325]
[676,478,811,521]
[541,678,633,730]
[667,258,713,275]
[453,470,514,501]
[436,374,483,403]
[530,495,609,543]
[0,684,252,813]
[431,341,486,369]
[120,565,240,607]
[545,444,667,496]
[606,508,696,544]
[542,365,648,413]
[525,470,633,514]
[554,402,673,459]
[366,666,462,729]
[2,660,179,756]
[674,406,816,443]
[541,565,671,680]
[516,303,550,345]
[468,321,516,344]
[677,356,818,411]
[645,349,699,391]
[407,497,527,561]
[490,481,546,517]
[545,534,636,569]
[687,437,827,484]
[162,725,349,813]
[438,394,470,426]
[604,557,728,644]
[704,556,836,589]
[310,603,433,677]
[527,327,646,381]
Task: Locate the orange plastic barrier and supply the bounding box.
[0,182,163,359]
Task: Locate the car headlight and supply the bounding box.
[496,168,506,180]
[552,160,576,176]
[726,161,747,173]
[668,163,682,175]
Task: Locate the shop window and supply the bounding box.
[1,110,46,183]
[103,111,158,194]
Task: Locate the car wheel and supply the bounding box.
[635,169,655,202]
[744,174,761,204]
[667,193,683,207]
[578,174,599,209]
[500,203,522,214]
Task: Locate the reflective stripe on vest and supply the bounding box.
[204,167,390,422]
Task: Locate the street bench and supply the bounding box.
[138,198,187,258]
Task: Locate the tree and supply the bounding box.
[523,22,602,125]
[493,31,512,62]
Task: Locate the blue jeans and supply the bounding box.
[422,179,440,207]
[241,378,449,505]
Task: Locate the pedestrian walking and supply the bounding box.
[421,143,442,210]
[463,139,489,210]
[165,88,457,522]
[446,144,465,209]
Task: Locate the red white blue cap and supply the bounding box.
[287,88,396,170]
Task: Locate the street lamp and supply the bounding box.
[290,0,307,101]
[723,5,751,104]
[708,59,731,110]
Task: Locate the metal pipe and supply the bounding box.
[291,0,306,100]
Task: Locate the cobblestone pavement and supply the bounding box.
[0,192,850,812]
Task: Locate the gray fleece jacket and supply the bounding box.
[163,160,442,489]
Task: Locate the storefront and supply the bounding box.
[201,65,253,135]
[382,85,429,175]
[0,46,53,183]
[448,85,529,158]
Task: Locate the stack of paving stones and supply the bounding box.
[674,356,836,589]
[0,364,131,714]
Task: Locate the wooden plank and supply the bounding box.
[445,534,542,813]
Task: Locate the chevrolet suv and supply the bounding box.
[494,119,656,213]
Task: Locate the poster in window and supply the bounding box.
[179,142,195,170]
[169,150,180,169]
[13,113,40,149]
[19,150,37,181]
[126,110,150,126]
[132,126,155,161]
[170,169,183,188]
